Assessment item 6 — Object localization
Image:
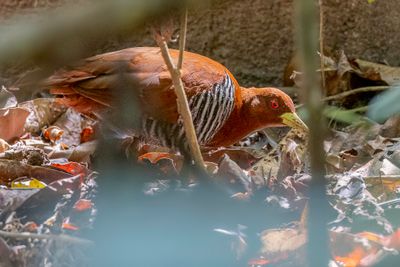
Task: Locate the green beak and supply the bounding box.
[280,112,309,132]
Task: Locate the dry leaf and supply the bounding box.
[0,107,30,142]
[42,125,64,142]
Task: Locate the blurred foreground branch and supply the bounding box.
[0,0,191,68]
[295,0,329,266]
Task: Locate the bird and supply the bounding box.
[46,47,307,150]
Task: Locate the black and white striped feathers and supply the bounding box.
[142,74,235,149]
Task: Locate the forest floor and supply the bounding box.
[0,51,400,267]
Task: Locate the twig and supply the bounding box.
[323,85,388,101]
[296,85,389,109]
[319,0,326,94]
[155,12,205,170]
[177,8,188,70]
[364,175,400,179]
[0,230,93,246]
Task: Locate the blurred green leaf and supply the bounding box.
[324,106,366,124]
[367,0,376,3]
[368,85,400,123]
[298,106,367,125]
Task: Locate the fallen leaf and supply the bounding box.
[353,59,400,85]
[73,199,93,212]
[138,152,183,174]
[11,177,46,189]
[0,138,10,153]
[0,159,72,186]
[42,126,64,143]
[0,86,17,108]
[19,98,67,134]
[62,222,79,231]
[0,107,30,142]
[80,126,95,143]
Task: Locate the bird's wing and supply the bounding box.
[47,47,239,128]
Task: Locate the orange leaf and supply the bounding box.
[23,222,38,232]
[248,258,270,266]
[62,222,79,231]
[334,246,364,267]
[80,126,95,143]
[43,126,64,142]
[138,152,183,173]
[383,229,400,250]
[51,162,87,176]
[73,199,93,212]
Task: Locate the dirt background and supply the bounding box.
[0,0,399,88]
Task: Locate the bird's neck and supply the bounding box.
[206,87,267,147]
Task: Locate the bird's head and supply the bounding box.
[243,87,308,132]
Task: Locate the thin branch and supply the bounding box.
[155,14,205,170]
[296,85,389,109]
[0,230,93,246]
[323,85,388,101]
[319,0,326,94]
[177,8,188,70]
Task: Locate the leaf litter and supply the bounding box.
[1,52,400,266]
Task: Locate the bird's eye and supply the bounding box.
[270,99,279,109]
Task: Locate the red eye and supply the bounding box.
[270,99,279,109]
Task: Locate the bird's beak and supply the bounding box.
[280,112,309,132]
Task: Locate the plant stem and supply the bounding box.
[177,8,188,70]
[156,11,205,170]
[295,0,329,266]
[319,0,326,94]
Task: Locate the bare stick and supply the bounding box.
[322,85,388,101]
[177,8,188,70]
[156,14,205,170]
[0,230,93,246]
[296,85,389,109]
[319,0,326,94]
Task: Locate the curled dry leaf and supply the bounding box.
[80,126,95,143]
[0,86,17,108]
[42,126,64,142]
[216,154,252,197]
[138,152,183,174]
[352,59,400,85]
[203,147,261,169]
[53,108,87,147]
[19,98,67,134]
[0,138,10,153]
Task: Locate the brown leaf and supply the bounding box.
[19,98,67,133]
[0,159,72,186]
[203,147,260,169]
[0,107,30,142]
[258,227,307,266]
[0,175,81,224]
[216,154,252,197]
[138,152,183,174]
[353,59,400,85]
[0,138,10,153]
